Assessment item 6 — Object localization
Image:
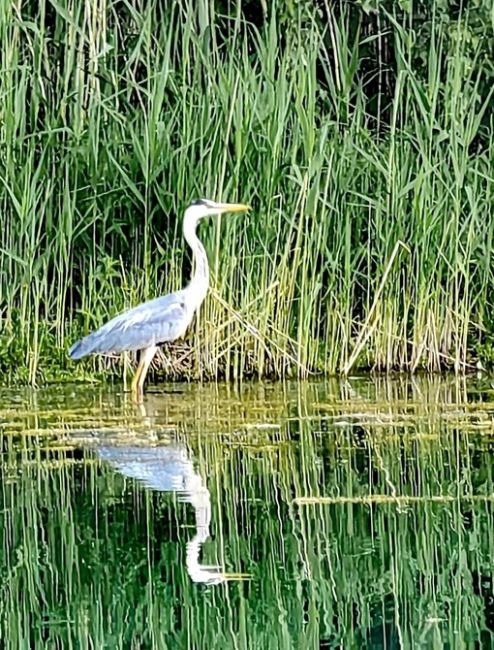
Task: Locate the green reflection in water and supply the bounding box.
[1,377,494,648]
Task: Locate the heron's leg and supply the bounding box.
[131,346,158,398]
[131,359,144,395]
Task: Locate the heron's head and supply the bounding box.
[185,198,250,222]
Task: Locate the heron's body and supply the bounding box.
[69,199,249,397]
[69,292,193,358]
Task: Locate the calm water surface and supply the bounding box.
[1,377,494,648]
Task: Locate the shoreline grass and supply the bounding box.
[0,1,493,384]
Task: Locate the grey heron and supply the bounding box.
[69,199,250,397]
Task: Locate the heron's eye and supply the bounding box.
[189,198,209,208]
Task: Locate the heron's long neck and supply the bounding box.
[183,215,209,308]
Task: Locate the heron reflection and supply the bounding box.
[94,442,245,585]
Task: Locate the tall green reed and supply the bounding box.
[0,1,492,384]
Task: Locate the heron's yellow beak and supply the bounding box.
[218,202,251,213]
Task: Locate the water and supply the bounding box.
[1,377,494,648]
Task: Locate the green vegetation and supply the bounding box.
[1,378,494,647]
[0,1,493,383]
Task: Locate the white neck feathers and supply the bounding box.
[183,209,210,309]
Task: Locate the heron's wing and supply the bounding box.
[69,293,191,358]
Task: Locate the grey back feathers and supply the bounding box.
[69,294,189,358]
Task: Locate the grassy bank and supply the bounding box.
[0,1,493,384]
